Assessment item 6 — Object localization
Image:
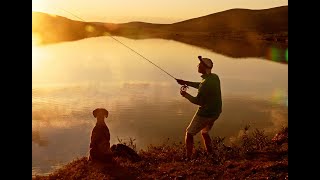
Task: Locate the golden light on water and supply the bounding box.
[270,88,287,106]
[32,44,47,71]
[32,33,42,69]
[32,46,40,69]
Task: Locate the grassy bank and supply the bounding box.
[33,126,288,179]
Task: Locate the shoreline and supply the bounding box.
[33,126,288,179]
[35,32,288,64]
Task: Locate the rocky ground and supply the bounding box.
[33,126,288,180]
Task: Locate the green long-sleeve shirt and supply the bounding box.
[184,73,222,118]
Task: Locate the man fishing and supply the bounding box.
[176,56,222,159]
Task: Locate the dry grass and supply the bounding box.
[33,126,288,180]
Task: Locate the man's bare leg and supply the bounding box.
[201,132,213,154]
[185,132,194,158]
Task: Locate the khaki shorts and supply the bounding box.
[186,114,220,136]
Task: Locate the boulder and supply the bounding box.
[111,144,141,162]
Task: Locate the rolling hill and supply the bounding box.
[32,6,288,62]
[32,6,287,44]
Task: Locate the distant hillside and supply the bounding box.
[107,6,287,41]
[33,6,287,44]
[32,12,106,44]
[164,6,288,33]
[32,6,288,63]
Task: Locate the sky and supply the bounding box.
[32,0,288,24]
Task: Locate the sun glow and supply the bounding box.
[32,33,42,46]
[32,34,46,70]
[32,46,41,69]
[32,0,49,12]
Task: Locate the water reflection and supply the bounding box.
[32,84,287,175]
[32,85,287,174]
[32,83,287,150]
[32,11,287,64]
[32,130,48,147]
[32,37,287,175]
[32,37,288,86]
[162,37,287,64]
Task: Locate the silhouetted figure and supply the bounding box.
[176,56,222,159]
[88,108,113,163]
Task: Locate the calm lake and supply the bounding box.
[32,36,288,176]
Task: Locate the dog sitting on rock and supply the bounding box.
[88,108,113,163]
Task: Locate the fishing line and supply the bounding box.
[57,8,177,80]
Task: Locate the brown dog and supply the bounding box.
[88,108,113,163]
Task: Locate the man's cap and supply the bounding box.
[198,56,213,69]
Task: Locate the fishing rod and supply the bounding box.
[58,8,179,81]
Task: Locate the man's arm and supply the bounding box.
[182,92,205,106]
[180,83,207,106]
[186,81,200,89]
[176,79,200,89]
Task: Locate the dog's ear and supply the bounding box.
[93,109,98,118]
[104,109,109,118]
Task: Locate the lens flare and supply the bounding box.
[266,46,288,63]
[270,88,287,106]
[85,25,95,33]
[270,47,281,62]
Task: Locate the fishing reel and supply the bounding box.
[180,84,189,92]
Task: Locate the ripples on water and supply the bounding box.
[32,37,287,176]
[32,83,287,175]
